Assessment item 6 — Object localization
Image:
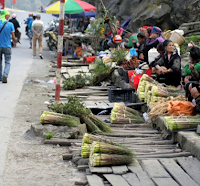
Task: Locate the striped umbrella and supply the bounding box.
[45,0,96,15]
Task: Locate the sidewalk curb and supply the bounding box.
[175,131,200,160]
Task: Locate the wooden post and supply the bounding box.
[55,0,65,102]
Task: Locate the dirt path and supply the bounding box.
[3,49,85,186]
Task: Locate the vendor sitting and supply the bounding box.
[184,47,200,84]
[152,40,181,87]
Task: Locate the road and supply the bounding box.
[0,9,54,185]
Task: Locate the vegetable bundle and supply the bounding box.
[48,96,112,134]
[90,141,133,156]
[81,134,134,166]
[81,143,91,158]
[40,111,80,127]
[90,153,133,167]
[110,103,144,124]
[164,116,200,131]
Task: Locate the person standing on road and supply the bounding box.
[32,14,44,59]
[0,10,16,83]
[9,13,21,43]
[28,15,36,49]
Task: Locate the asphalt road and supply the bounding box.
[0,9,54,184]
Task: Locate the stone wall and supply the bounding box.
[88,0,200,32]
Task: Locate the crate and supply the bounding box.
[108,88,134,103]
[122,68,135,83]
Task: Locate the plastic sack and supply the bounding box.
[167,101,196,116]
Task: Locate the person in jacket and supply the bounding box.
[184,46,200,84]
[0,10,16,83]
[143,26,165,63]
[152,40,181,87]
[32,14,44,59]
[9,13,21,43]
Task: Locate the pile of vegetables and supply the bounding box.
[49,96,112,134]
[164,116,200,131]
[137,74,183,105]
[81,133,134,166]
[40,111,80,127]
[111,48,128,66]
[110,103,144,124]
[90,59,114,86]
[121,57,140,69]
[63,72,89,90]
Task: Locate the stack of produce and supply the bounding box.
[164,116,200,131]
[48,96,113,134]
[137,74,183,105]
[40,111,80,127]
[137,74,157,101]
[81,133,127,159]
[147,95,186,121]
[90,141,134,167]
[81,134,134,166]
[110,103,144,124]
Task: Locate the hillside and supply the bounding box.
[5,0,52,12]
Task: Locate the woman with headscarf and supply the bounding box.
[152,40,181,87]
[142,26,165,63]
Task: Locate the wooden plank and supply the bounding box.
[137,152,192,159]
[111,165,128,175]
[89,164,113,174]
[176,157,200,185]
[152,178,179,186]
[159,158,199,186]
[122,173,141,186]
[141,159,170,178]
[87,175,104,186]
[103,174,129,186]
[128,160,155,186]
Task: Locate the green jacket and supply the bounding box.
[184,62,200,76]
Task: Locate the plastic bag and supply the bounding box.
[167,101,196,116]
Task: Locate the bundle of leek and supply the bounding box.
[90,141,133,156]
[81,143,91,158]
[151,85,169,97]
[40,111,80,127]
[82,133,120,146]
[110,103,144,124]
[164,116,200,131]
[90,153,133,167]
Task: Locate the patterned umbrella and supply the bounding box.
[45,0,96,15]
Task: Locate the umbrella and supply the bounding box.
[45,0,96,15]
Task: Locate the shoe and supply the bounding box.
[39,54,43,59]
[18,41,21,44]
[29,46,32,49]
[32,55,36,59]
[2,76,7,83]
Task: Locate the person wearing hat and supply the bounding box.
[143,26,164,63]
[0,10,16,83]
[32,14,44,59]
[87,17,95,30]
